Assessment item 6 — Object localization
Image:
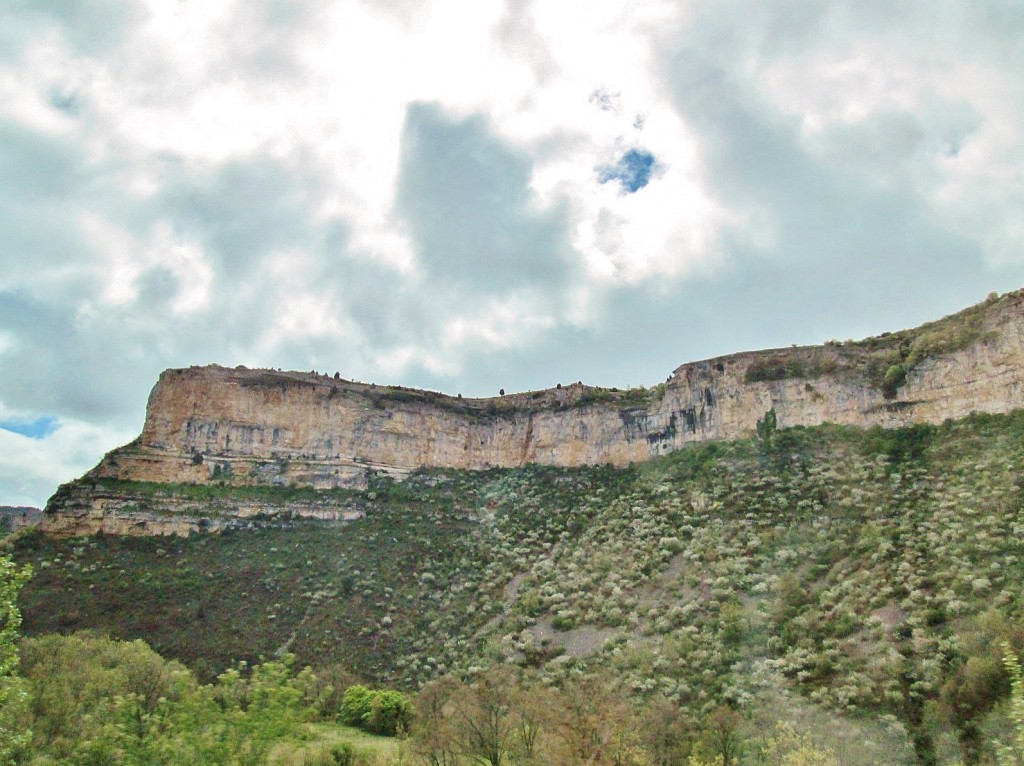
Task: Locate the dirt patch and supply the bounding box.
[871,604,907,631]
[504,573,525,601]
[527,619,620,658]
[638,551,696,607]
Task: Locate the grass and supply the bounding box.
[265,723,405,765]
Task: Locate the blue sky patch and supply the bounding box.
[0,416,59,439]
[598,149,657,193]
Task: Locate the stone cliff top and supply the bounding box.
[157,364,664,415]
[172,286,1022,410]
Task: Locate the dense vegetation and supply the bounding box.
[7,410,1024,763]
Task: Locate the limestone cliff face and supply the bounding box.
[43,289,1024,535]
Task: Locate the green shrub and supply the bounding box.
[329,741,356,766]
[338,685,410,736]
[882,363,908,398]
[339,685,375,728]
[552,613,576,631]
[366,689,412,736]
[998,645,1024,766]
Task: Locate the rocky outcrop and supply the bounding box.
[0,506,42,533]
[42,482,366,537]
[43,289,1024,535]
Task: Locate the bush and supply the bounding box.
[329,742,356,765]
[366,690,412,736]
[882,364,907,398]
[998,645,1024,766]
[552,613,576,631]
[339,685,375,728]
[338,685,411,736]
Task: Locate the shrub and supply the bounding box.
[338,685,411,736]
[339,685,375,728]
[552,613,576,631]
[998,644,1024,766]
[882,364,907,398]
[329,742,356,765]
[366,690,412,736]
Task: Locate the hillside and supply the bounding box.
[10,287,1024,764]
[12,411,1024,764]
[41,288,1024,536]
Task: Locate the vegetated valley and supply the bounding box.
[5,413,1024,764]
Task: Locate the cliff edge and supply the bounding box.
[43,289,1024,535]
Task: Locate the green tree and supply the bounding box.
[20,632,196,762]
[756,723,838,766]
[339,684,411,736]
[941,653,1009,765]
[0,554,31,765]
[997,643,1024,766]
[366,689,412,736]
[339,684,375,728]
[20,635,318,765]
[756,408,777,441]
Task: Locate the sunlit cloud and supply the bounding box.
[1,0,1023,506]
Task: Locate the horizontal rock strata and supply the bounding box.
[43,289,1024,535]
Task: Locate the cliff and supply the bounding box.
[43,289,1024,535]
[0,506,42,533]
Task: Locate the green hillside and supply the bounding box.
[10,411,1024,764]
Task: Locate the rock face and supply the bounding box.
[44,289,1024,535]
[0,506,42,533]
[40,484,364,537]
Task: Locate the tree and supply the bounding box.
[339,684,411,736]
[702,706,743,766]
[939,612,1024,766]
[941,653,1008,765]
[454,669,516,766]
[756,408,777,441]
[756,723,838,766]
[367,689,412,736]
[340,684,376,728]
[896,631,939,766]
[548,677,650,766]
[640,695,692,766]
[0,554,31,765]
[549,678,608,764]
[21,632,197,761]
[411,676,462,766]
[997,643,1024,766]
[511,683,551,765]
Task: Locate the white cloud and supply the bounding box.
[0,419,136,508]
[1,0,1024,506]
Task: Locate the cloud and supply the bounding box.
[2,0,1024,509]
[395,102,574,291]
[0,417,135,509]
[0,0,140,60]
[154,158,335,280]
[588,88,621,114]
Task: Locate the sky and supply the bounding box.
[2,0,1024,508]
